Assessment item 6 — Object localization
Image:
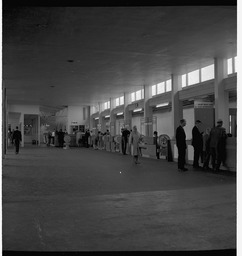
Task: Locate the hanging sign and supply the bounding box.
[194,101,213,108]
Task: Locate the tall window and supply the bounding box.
[227,56,237,75]
[182,74,187,88]
[188,69,199,86]
[157,82,165,94]
[166,79,172,92]
[227,58,233,75]
[131,92,135,102]
[201,64,214,82]
[115,98,119,107]
[234,56,237,73]
[152,85,156,96]
[136,90,141,100]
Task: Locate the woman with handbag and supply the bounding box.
[129,125,142,164]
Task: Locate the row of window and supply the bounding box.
[227,56,237,75]
[182,64,215,88]
[131,89,144,102]
[182,56,237,88]
[115,96,124,107]
[95,56,237,113]
[151,79,172,97]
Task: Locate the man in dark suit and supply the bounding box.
[121,127,130,155]
[192,120,203,168]
[176,119,188,171]
[12,126,22,154]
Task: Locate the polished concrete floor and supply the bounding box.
[2,145,236,252]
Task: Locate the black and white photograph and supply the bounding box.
[2,1,238,255]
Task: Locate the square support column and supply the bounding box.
[214,58,229,131]
[171,74,183,139]
[110,98,116,136]
[144,85,153,137]
[124,92,132,130]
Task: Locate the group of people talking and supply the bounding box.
[176,118,228,172]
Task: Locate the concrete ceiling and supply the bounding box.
[3,6,237,111]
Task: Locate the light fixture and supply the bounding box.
[95,117,99,120]
[105,115,110,118]
[117,112,123,116]
[156,102,169,108]
[133,108,143,112]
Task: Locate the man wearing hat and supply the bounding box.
[192,120,203,168]
[208,119,227,171]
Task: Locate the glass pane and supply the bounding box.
[227,58,233,75]
[141,89,144,99]
[136,90,141,100]
[201,64,214,82]
[104,102,107,110]
[188,69,199,86]
[115,98,119,107]
[156,82,162,93]
[131,92,135,102]
[108,101,110,109]
[182,74,186,88]
[157,82,165,94]
[166,79,172,91]
[234,56,237,73]
[152,85,156,96]
[120,96,124,105]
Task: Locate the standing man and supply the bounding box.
[192,120,203,168]
[176,119,188,172]
[12,126,22,154]
[121,127,130,155]
[209,119,227,171]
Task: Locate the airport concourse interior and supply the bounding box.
[2,4,237,254]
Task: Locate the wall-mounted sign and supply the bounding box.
[71,121,78,125]
[194,101,213,108]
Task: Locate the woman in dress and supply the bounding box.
[129,125,141,164]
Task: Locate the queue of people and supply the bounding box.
[10,118,229,171]
[176,118,228,172]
